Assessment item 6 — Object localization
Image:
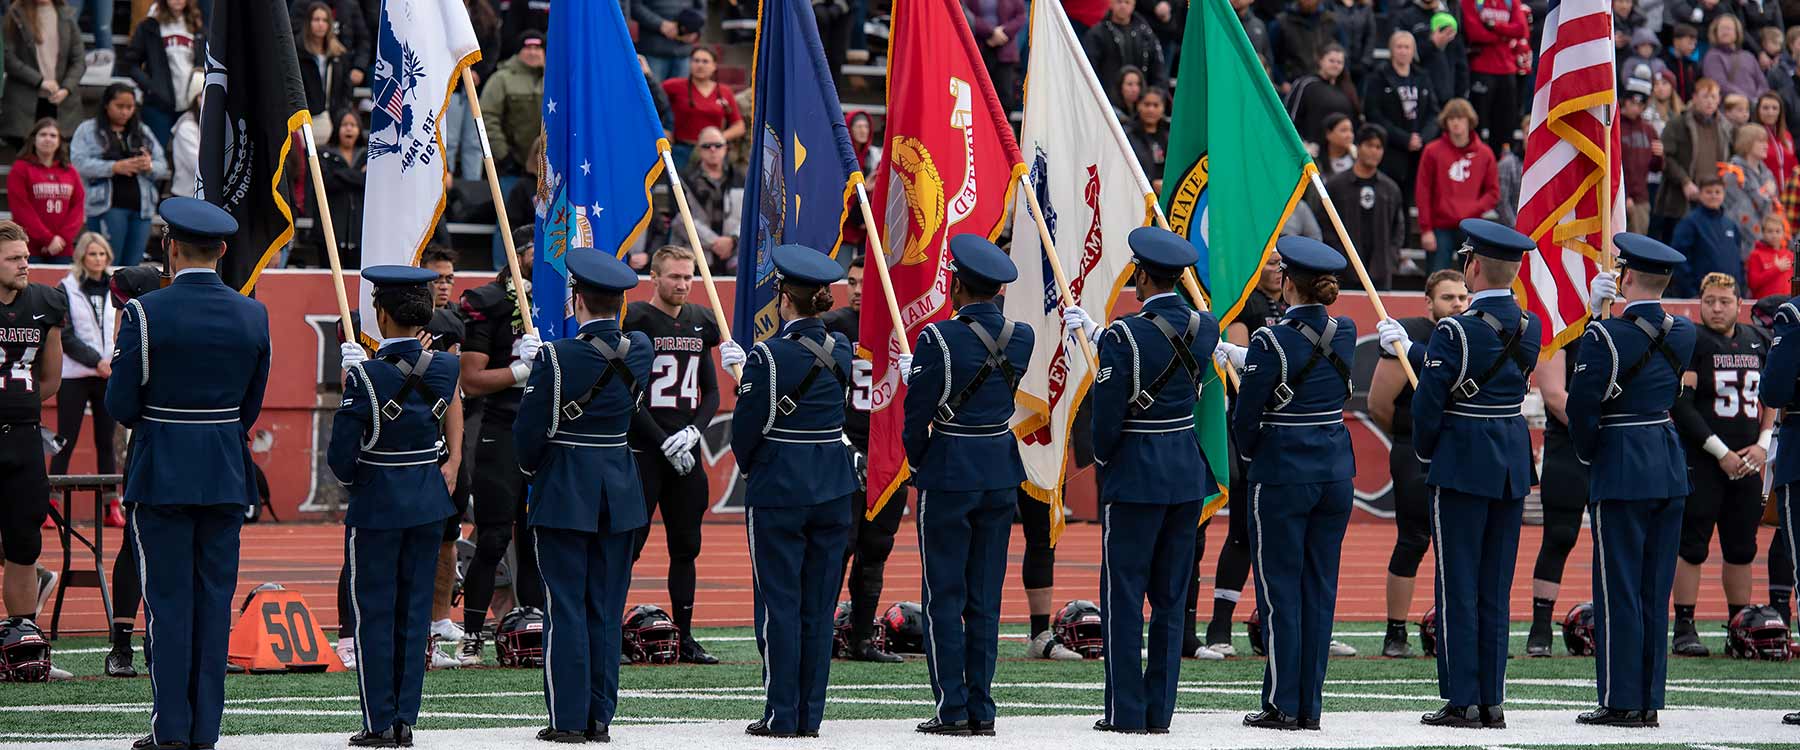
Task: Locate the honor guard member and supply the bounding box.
[896,234,1034,737]
[1061,227,1220,734]
[1565,234,1697,728]
[329,266,462,748]
[106,197,271,750]
[513,248,653,744]
[1757,283,1800,727]
[1213,237,1356,731]
[1377,220,1541,729]
[717,245,858,738]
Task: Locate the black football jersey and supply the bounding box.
[1545,336,1582,435]
[0,283,68,424]
[819,306,869,451]
[1688,322,1770,449]
[1381,316,1436,439]
[459,277,527,424]
[623,301,721,442]
[1231,289,1285,332]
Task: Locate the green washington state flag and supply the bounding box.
[1160,0,1316,521]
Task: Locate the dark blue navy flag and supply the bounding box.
[734,0,863,346]
[534,0,667,339]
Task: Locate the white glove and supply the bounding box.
[339,342,368,368]
[662,425,701,460]
[897,353,915,385]
[516,332,543,363]
[1587,271,1619,317]
[1213,341,1247,371]
[1062,306,1099,344]
[668,446,697,475]
[720,340,747,372]
[1376,317,1409,357]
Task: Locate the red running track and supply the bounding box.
[38,517,1780,635]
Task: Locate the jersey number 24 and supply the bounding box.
[650,354,700,409]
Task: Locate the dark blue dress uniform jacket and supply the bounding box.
[106,270,271,507]
[513,318,654,534]
[902,302,1034,490]
[1092,293,1220,503]
[327,338,460,529]
[730,317,858,506]
[1408,293,1542,499]
[1762,301,1800,485]
[1230,304,1357,484]
[1566,302,1698,501]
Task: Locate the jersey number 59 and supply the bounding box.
[1713,369,1761,420]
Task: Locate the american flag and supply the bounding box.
[1516,0,1624,353]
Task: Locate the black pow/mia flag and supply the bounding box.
[197,0,308,295]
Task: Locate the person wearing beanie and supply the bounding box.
[1621,29,1670,91]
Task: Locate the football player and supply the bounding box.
[623,245,722,664]
[1669,272,1775,656]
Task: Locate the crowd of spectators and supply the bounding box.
[3,0,1800,298]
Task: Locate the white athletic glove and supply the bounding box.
[1213,341,1247,371]
[339,342,368,368]
[897,353,914,385]
[1588,271,1619,317]
[662,425,701,461]
[1062,306,1099,344]
[1376,317,1409,357]
[720,340,747,372]
[668,445,697,475]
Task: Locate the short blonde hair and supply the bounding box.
[650,244,696,275]
[1699,271,1739,296]
[1734,122,1769,156]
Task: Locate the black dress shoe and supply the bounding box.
[1480,705,1506,729]
[586,723,610,743]
[1576,707,1653,727]
[191,745,214,750]
[394,724,414,747]
[1421,703,1483,728]
[679,636,719,665]
[225,662,244,674]
[1243,709,1300,730]
[132,739,185,750]
[107,646,138,678]
[850,639,904,663]
[969,720,995,736]
[349,728,399,747]
[1298,717,1320,731]
[1092,719,1147,734]
[1783,710,1800,725]
[915,717,972,736]
[799,729,820,738]
[1642,710,1659,727]
[745,720,798,738]
[537,727,589,743]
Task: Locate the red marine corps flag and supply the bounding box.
[1517,0,1625,352]
[862,0,1026,517]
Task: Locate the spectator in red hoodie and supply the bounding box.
[1416,98,1500,272]
[6,117,84,263]
[1619,80,1664,234]
[1746,211,1792,298]
[1461,0,1529,155]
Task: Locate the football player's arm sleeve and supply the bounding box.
[327,367,371,485]
[692,351,720,429]
[35,327,61,402]
[1671,369,1715,451]
[105,302,143,427]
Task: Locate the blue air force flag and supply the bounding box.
[733,0,862,347]
[357,0,479,347]
[534,0,668,340]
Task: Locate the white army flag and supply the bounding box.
[1006,0,1156,541]
[357,0,480,346]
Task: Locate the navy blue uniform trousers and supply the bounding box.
[1429,489,1523,707]
[747,497,854,734]
[129,503,243,747]
[1591,496,1683,711]
[1247,480,1352,721]
[917,488,1012,724]
[346,522,440,733]
[1780,486,1800,611]
[1101,499,1203,731]
[533,527,635,732]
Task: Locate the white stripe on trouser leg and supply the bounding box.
[129,506,159,743]
[1250,483,1275,707]
[917,492,945,718]
[1594,503,1612,707]
[1429,488,1450,686]
[1102,503,1114,722]
[747,509,771,722]
[533,530,556,729]
[349,528,373,733]
[1786,488,1799,603]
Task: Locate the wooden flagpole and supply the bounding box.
[461,70,535,336]
[1597,115,1617,320]
[1017,173,1098,368]
[1308,170,1419,387]
[853,182,912,358]
[1147,203,1239,389]
[660,148,740,379]
[299,122,358,347]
